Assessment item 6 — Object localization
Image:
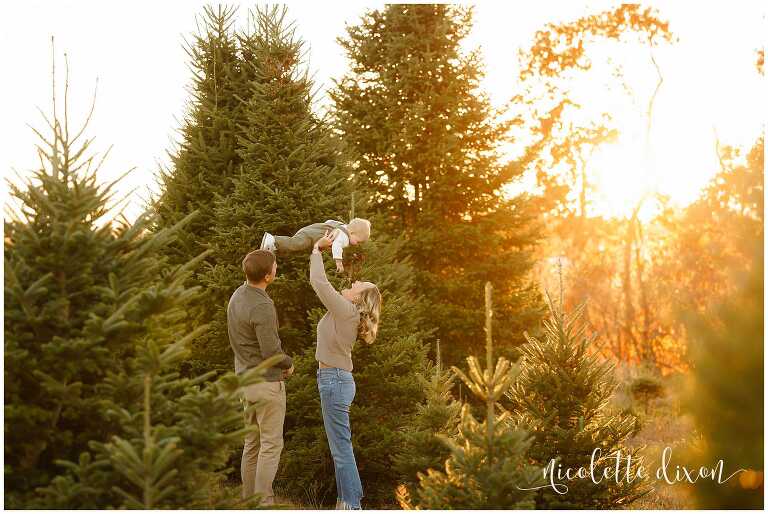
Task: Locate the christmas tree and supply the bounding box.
[685,243,763,509]
[332,4,543,366]
[507,295,646,508]
[3,56,236,507]
[393,342,461,498]
[152,5,253,376]
[154,5,249,265]
[3,58,172,505]
[199,5,354,371]
[4,52,279,510]
[401,283,542,509]
[36,321,285,509]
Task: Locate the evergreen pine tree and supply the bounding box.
[154,5,248,264]
[152,5,252,375]
[4,57,289,509]
[684,244,763,509]
[36,321,285,509]
[4,59,213,507]
[401,283,542,509]
[393,342,461,497]
[3,65,165,505]
[277,232,431,507]
[199,5,354,370]
[507,296,646,508]
[332,4,543,366]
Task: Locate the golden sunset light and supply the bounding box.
[3,2,764,511]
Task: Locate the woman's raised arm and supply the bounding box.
[309,250,357,318]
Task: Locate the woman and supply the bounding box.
[309,232,381,510]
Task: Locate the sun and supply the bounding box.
[589,135,661,222]
[586,106,723,223]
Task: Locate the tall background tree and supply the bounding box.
[152,5,251,374]
[198,5,354,371]
[654,136,764,326]
[154,5,247,264]
[332,4,543,366]
[160,7,434,508]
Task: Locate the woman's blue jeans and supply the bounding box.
[317,367,363,509]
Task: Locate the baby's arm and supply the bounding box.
[331,231,349,272]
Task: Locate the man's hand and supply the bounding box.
[335,259,345,273]
[282,364,295,379]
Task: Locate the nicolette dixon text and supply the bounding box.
[518,447,746,494]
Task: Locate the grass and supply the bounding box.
[220,367,702,510]
[613,369,697,509]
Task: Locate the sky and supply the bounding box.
[1,1,765,222]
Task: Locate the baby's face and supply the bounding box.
[349,234,360,245]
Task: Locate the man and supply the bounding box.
[227,249,294,505]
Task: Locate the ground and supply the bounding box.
[220,367,699,510]
[616,370,697,509]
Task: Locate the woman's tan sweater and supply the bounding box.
[309,252,360,371]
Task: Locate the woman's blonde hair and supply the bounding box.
[354,283,382,344]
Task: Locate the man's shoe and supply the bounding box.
[260,232,276,252]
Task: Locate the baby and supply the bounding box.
[260,218,371,273]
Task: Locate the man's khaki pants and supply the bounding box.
[241,380,286,505]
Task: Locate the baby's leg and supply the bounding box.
[273,229,314,253]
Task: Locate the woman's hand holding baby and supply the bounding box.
[314,231,335,251]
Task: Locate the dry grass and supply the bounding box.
[273,481,336,509]
[222,368,702,510]
[615,370,698,509]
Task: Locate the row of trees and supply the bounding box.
[397,285,644,509]
[395,242,764,510]
[149,5,547,504]
[8,3,535,507]
[154,4,545,373]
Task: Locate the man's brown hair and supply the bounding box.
[242,249,276,283]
